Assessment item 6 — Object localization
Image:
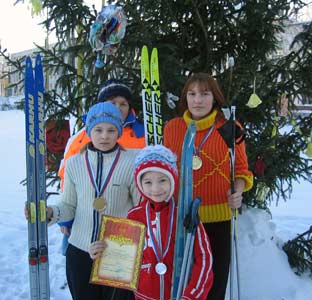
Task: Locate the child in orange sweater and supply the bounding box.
[164,73,253,300]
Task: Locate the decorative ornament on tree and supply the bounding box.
[246,93,262,108]
[45,120,70,172]
[255,182,270,203]
[278,93,289,117]
[254,155,266,177]
[305,141,312,157]
[166,92,179,109]
[228,56,235,68]
[305,130,312,158]
[246,77,262,108]
[271,115,280,139]
[290,118,303,135]
[89,5,127,68]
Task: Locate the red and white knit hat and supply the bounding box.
[134,145,178,202]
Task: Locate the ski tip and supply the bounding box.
[35,53,42,66]
[26,56,32,66]
[141,46,149,59]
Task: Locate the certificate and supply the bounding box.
[90,215,145,291]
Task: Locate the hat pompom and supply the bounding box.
[86,102,123,137]
[97,79,132,103]
[134,145,178,202]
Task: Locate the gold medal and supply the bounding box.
[93,197,107,212]
[192,155,203,170]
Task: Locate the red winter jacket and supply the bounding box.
[127,198,214,300]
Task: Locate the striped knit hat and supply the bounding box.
[97,79,132,103]
[134,145,178,202]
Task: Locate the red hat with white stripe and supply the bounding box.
[134,145,178,202]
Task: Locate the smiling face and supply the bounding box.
[141,171,171,203]
[90,122,119,151]
[186,83,214,120]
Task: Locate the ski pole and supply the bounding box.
[218,105,242,300]
[229,106,236,300]
[228,106,241,300]
[176,232,192,299]
[234,220,241,299]
[230,207,241,300]
[217,56,243,300]
[176,197,201,299]
[171,122,196,300]
[183,197,201,289]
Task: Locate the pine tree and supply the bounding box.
[0,0,311,208]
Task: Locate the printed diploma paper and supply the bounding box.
[90,215,145,290]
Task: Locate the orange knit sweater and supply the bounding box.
[164,110,253,223]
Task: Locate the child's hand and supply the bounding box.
[227,189,243,209]
[24,203,30,220]
[60,226,71,236]
[46,207,53,220]
[227,178,245,209]
[89,241,107,260]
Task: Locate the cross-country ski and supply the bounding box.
[141,45,163,145]
[25,54,50,300]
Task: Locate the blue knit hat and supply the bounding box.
[85,102,123,137]
[97,79,132,103]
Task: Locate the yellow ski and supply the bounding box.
[141,46,163,145]
[141,45,154,145]
[150,47,163,144]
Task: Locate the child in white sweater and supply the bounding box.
[47,101,138,300]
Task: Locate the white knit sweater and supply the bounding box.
[50,146,139,252]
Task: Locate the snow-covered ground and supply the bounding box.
[0,109,311,300]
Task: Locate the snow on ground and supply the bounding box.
[0,110,311,300]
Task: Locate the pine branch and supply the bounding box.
[283,226,312,276]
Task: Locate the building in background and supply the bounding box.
[0,55,9,96]
[0,47,58,98]
[275,20,309,58]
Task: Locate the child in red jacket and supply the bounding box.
[90,145,214,300]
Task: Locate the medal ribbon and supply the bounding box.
[85,147,121,197]
[145,197,175,262]
[194,123,215,156]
